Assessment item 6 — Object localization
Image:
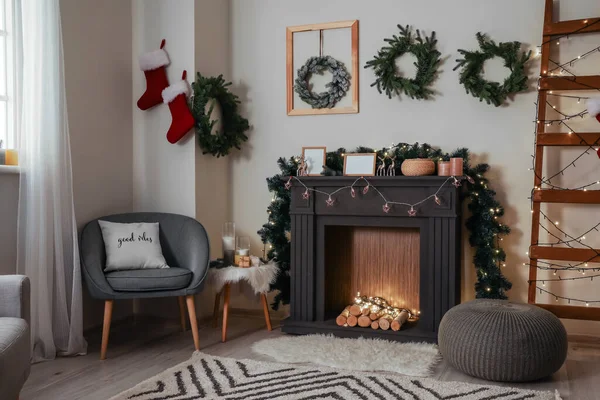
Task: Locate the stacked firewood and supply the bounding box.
[336,294,411,331]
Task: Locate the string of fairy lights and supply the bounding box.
[527,18,600,307]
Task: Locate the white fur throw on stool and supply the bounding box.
[206,262,279,294]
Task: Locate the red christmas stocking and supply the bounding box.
[137,39,170,110]
[162,70,195,144]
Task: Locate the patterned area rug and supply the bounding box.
[111,352,560,400]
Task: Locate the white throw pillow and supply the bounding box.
[98,220,169,272]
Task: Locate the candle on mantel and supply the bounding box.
[438,161,451,176]
[450,158,463,176]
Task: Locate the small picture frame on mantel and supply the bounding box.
[343,153,377,176]
[301,147,327,176]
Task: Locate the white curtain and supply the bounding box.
[16,0,87,362]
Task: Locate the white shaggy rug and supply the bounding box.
[111,352,561,400]
[251,334,441,377]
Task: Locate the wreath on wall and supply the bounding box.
[365,25,441,100]
[453,33,531,107]
[294,56,351,109]
[258,143,512,310]
[191,73,250,157]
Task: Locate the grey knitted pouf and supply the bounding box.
[438,299,567,382]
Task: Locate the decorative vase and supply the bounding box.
[450,158,464,176]
[401,159,435,176]
[438,161,451,176]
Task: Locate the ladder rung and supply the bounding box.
[537,133,600,146]
[535,303,600,320]
[533,189,600,203]
[530,246,600,262]
[544,18,600,35]
[540,75,600,91]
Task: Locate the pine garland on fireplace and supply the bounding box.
[258,143,512,310]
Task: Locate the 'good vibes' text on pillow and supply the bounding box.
[117,232,153,248]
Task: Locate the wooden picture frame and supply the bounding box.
[343,153,377,176]
[286,20,359,116]
[301,146,327,176]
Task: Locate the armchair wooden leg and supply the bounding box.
[185,295,200,351]
[222,283,231,342]
[178,296,187,332]
[100,300,113,360]
[212,291,221,328]
[261,293,272,331]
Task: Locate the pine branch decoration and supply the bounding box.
[365,25,441,100]
[453,32,531,107]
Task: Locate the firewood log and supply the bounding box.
[349,304,362,316]
[391,310,410,331]
[362,307,370,317]
[369,309,385,320]
[370,320,379,330]
[336,306,351,326]
[358,315,371,328]
[378,314,392,330]
[347,314,358,327]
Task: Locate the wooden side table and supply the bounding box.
[207,262,278,342]
[213,284,272,342]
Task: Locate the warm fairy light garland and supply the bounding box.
[353,293,417,319]
[536,286,600,307]
[285,175,468,216]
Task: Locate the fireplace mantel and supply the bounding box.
[283,176,462,342]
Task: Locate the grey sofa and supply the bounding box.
[80,212,210,360]
[0,275,30,400]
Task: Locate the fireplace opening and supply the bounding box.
[324,226,421,330]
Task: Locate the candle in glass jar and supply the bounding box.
[222,236,235,251]
[450,158,463,176]
[438,161,451,176]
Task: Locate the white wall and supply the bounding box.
[132,0,230,319]
[132,0,196,218]
[229,0,600,333]
[62,0,135,328]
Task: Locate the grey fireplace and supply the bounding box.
[282,176,462,343]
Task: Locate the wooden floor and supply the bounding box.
[21,314,600,400]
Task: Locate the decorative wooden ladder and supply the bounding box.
[528,0,600,320]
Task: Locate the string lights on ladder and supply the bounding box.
[528,16,600,309]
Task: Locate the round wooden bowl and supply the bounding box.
[401,159,435,176]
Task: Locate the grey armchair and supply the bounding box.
[80,212,210,360]
[0,275,30,400]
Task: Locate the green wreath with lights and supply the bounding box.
[258,143,512,310]
[365,25,441,100]
[453,33,531,107]
[191,73,250,157]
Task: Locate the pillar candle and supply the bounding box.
[438,161,451,176]
[450,157,463,176]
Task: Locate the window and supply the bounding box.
[0,0,16,150]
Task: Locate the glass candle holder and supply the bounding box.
[222,222,235,266]
[236,236,250,256]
